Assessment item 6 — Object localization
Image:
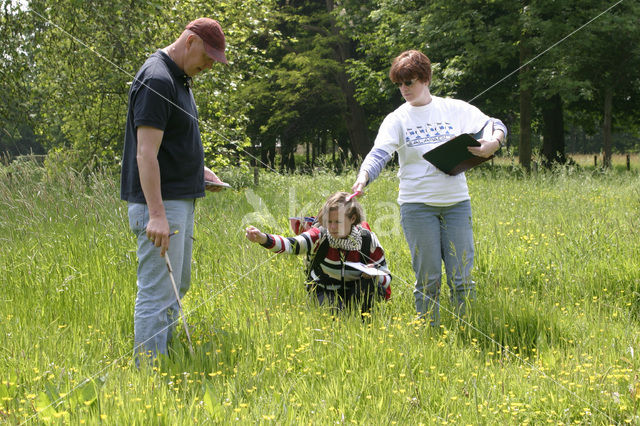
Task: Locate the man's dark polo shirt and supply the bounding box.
[120,49,205,203]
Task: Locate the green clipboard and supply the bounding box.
[422,133,494,176]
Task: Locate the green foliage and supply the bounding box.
[176,0,280,165]
[3,0,279,170]
[240,0,370,166]
[563,0,640,131]
[28,0,159,167]
[338,0,640,155]
[0,1,44,156]
[2,0,640,170]
[1,162,640,423]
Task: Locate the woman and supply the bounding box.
[245,192,391,316]
[352,50,506,326]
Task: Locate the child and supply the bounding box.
[245,192,391,315]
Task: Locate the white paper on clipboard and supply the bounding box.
[344,261,387,276]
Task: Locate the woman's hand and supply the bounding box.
[468,130,504,158]
[351,172,368,194]
[245,226,267,244]
[467,138,500,158]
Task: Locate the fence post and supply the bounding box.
[627,154,630,171]
[594,155,597,168]
[253,166,259,186]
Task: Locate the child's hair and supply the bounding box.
[315,192,364,228]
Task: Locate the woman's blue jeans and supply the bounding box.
[128,199,195,363]
[400,200,475,327]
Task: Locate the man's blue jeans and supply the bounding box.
[128,199,195,362]
[400,200,475,327]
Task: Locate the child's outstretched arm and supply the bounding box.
[245,226,267,244]
[245,226,322,255]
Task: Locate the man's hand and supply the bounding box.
[146,216,171,256]
[204,166,228,192]
[245,226,267,244]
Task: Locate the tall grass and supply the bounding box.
[1,160,639,424]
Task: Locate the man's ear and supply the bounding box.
[186,33,196,49]
[350,215,358,225]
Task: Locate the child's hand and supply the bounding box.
[361,263,376,280]
[245,226,267,244]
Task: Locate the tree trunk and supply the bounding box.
[279,135,296,173]
[332,137,336,162]
[602,86,613,168]
[321,132,327,155]
[326,0,371,161]
[541,94,566,167]
[313,135,318,166]
[519,88,532,172]
[518,40,532,172]
[339,74,371,160]
[261,140,276,169]
[518,24,532,172]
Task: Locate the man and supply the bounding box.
[120,17,228,363]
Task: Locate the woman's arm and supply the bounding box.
[352,148,392,193]
[468,118,508,158]
[353,113,402,193]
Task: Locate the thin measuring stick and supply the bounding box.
[20,4,624,424]
[163,252,194,355]
[20,249,283,425]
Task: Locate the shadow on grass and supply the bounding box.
[455,298,579,361]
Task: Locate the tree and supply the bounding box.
[13,0,275,170]
[565,0,640,167]
[4,0,639,172]
[241,1,345,171]
[178,0,280,168]
[0,1,44,157]
[516,0,640,168]
[339,0,521,153]
[325,0,371,159]
[23,0,169,169]
[518,3,534,171]
[340,0,640,171]
[241,0,372,170]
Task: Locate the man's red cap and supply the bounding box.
[185,18,227,64]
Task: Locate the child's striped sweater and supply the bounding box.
[261,225,391,298]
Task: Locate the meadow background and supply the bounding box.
[1,159,640,424]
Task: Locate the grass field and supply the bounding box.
[1,160,639,424]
